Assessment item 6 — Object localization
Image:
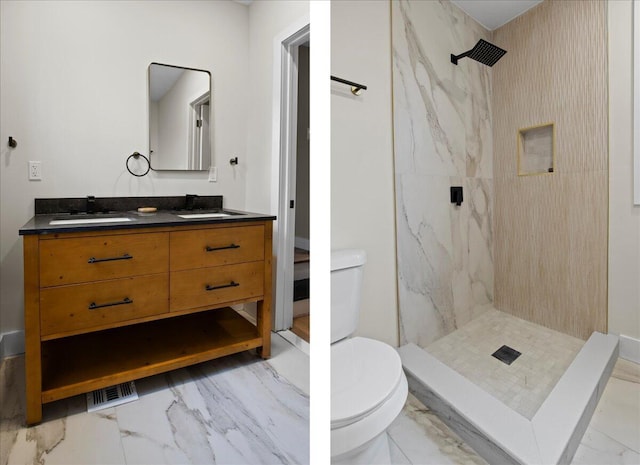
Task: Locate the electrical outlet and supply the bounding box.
[208,166,217,182]
[28,161,42,181]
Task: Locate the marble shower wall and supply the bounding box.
[392,0,494,347]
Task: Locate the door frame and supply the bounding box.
[271,20,310,331]
[188,91,210,170]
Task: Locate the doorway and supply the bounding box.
[189,93,210,170]
[273,23,310,346]
[291,44,310,342]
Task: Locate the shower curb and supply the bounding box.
[398,332,619,465]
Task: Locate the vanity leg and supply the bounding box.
[23,235,43,425]
[257,300,271,359]
[25,348,42,425]
[257,222,273,359]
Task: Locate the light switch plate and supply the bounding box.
[208,166,217,182]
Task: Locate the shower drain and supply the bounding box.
[87,381,138,412]
[491,345,522,365]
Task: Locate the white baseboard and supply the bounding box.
[294,236,309,251]
[618,334,640,364]
[0,330,25,359]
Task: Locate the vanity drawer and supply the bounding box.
[40,233,169,287]
[170,262,264,312]
[170,226,264,271]
[40,274,169,337]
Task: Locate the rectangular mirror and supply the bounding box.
[148,62,212,171]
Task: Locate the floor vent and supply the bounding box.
[87,381,138,412]
[491,345,522,365]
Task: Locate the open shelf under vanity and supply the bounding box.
[41,307,261,403]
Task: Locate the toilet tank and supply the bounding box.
[331,249,367,343]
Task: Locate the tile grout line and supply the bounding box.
[387,432,413,464]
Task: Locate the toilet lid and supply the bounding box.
[331,337,403,428]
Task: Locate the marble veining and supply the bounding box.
[393,0,492,179]
[388,393,489,465]
[1,334,309,465]
[392,0,494,348]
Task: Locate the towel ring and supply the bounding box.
[126,152,151,177]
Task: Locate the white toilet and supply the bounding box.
[331,249,408,464]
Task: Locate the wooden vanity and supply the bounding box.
[21,209,273,425]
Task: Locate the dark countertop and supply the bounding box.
[19,208,276,236]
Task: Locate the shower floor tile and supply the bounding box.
[426,308,584,419]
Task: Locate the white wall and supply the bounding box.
[0,1,249,338]
[242,1,308,328]
[331,1,398,346]
[608,0,640,360]
[244,0,309,216]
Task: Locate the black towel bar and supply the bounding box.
[330,75,367,95]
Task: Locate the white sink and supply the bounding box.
[49,217,134,225]
[177,213,230,219]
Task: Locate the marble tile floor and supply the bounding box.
[387,358,640,464]
[0,332,309,465]
[426,308,585,419]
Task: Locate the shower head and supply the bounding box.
[451,39,507,67]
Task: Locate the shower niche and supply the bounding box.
[517,123,555,175]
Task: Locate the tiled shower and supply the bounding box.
[392,0,607,351]
[391,1,612,461]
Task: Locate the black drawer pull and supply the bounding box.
[205,281,240,291]
[88,297,133,310]
[88,253,133,264]
[205,244,240,252]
